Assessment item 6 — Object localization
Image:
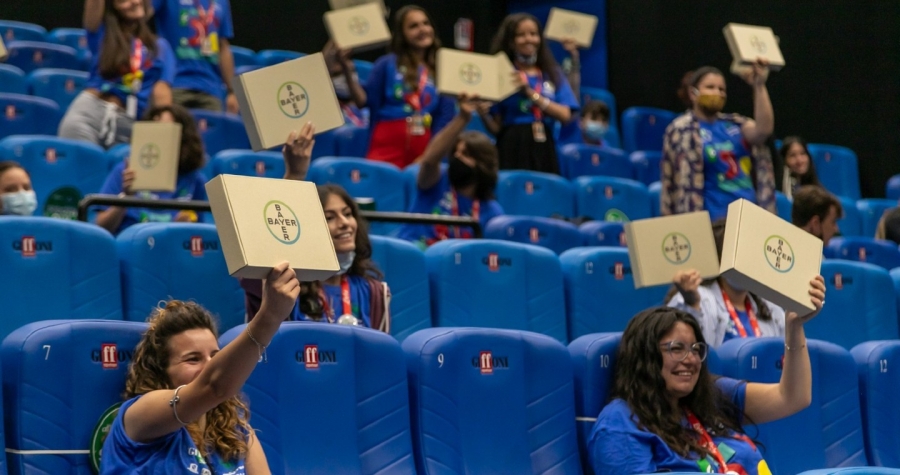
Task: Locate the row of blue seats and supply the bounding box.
[1,320,899,474]
[2,217,899,352]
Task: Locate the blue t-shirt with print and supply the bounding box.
[363,54,455,134]
[100,396,246,475]
[588,377,770,475]
[289,274,373,327]
[700,119,756,221]
[151,0,234,97]
[85,27,176,118]
[723,308,757,343]
[490,69,580,127]
[100,161,208,235]
[397,171,504,250]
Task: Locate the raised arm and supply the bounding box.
[740,58,774,146]
[742,275,825,424]
[219,38,239,114]
[282,122,315,181]
[416,93,477,190]
[83,0,105,32]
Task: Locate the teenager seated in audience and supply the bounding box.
[0,161,36,216]
[95,103,207,235]
[779,136,821,200]
[588,286,823,474]
[398,93,503,250]
[323,40,368,127]
[578,100,611,146]
[100,263,298,474]
[792,185,842,246]
[241,123,391,331]
[875,207,900,244]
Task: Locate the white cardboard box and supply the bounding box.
[128,121,182,192]
[720,199,822,316]
[328,0,387,16]
[544,8,599,48]
[723,23,785,71]
[624,211,720,288]
[436,49,518,102]
[205,174,339,280]
[233,53,344,152]
[324,2,391,51]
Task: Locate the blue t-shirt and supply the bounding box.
[397,171,504,250]
[700,119,756,221]
[723,308,757,343]
[289,274,373,327]
[363,54,455,134]
[589,377,770,475]
[151,0,234,97]
[85,27,176,118]
[100,161,209,235]
[491,69,579,127]
[100,396,246,475]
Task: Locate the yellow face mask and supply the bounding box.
[697,93,726,114]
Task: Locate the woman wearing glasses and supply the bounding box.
[588,288,823,474]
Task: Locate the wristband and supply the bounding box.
[530,91,541,103]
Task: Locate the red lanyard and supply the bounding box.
[320,275,352,322]
[341,104,364,127]
[685,409,728,473]
[720,289,761,338]
[193,0,216,28]
[450,189,480,239]
[523,70,543,121]
[130,39,143,77]
[404,66,429,113]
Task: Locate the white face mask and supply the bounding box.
[1,190,37,216]
[336,251,356,275]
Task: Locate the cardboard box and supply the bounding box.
[128,121,182,192]
[206,174,339,280]
[624,211,720,288]
[720,199,822,316]
[544,8,599,48]
[328,0,387,16]
[723,23,785,71]
[436,49,518,102]
[324,2,391,52]
[233,53,345,152]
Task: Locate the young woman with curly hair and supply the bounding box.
[100,263,299,474]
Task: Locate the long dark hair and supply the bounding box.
[390,5,441,91]
[98,0,159,79]
[490,13,562,87]
[779,136,821,187]
[613,307,752,458]
[143,104,205,175]
[457,131,499,201]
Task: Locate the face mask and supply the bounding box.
[1,190,37,216]
[336,251,356,275]
[723,275,748,293]
[584,120,609,140]
[694,88,726,114]
[515,52,538,66]
[448,157,477,189]
[331,72,358,101]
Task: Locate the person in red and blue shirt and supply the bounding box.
[150,0,239,113]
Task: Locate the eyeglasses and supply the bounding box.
[659,340,708,363]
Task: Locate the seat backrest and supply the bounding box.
[496,170,575,218]
[353,59,373,83]
[228,45,257,68]
[403,327,582,475]
[574,176,651,222]
[826,237,900,270]
[621,106,677,153]
[559,143,633,180]
[0,93,61,138]
[850,341,900,467]
[857,199,895,238]
[775,191,792,222]
[1,320,147,475]
[578,221,627,247]
[629,150,661,185]
[808,143,861,200]
[648,180,662,217]
[403,162,447,209]
[890,268,900,333]
[332,124,370,158]
[0,135,108,219]
[209,149,285,179]
[718,338,868,474]
[189,109,251,156]
[116,223,245,332]
[425,239,568,342]
[0,217,122,339]
[369,235,431,340]
[219,323,417,475]
[254,49,304,67]
[0,64,27,94]
[808,260,899,349]
[5,41,81,73]
[886,174,900,201]
[838,196,862,237]
[0,21,47,42]
[560,247,668,340]
[46,28,88,53]
[26,68,88,109]
[484,215,583,255]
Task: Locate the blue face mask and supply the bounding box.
[336,251,356,275]
[1,190,37,216]
[583,120,609,140]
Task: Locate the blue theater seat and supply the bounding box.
[798,470,900,475]
[886,174,900,201]
[775,191,792,222]
[826,237,900,270]
[209,149,284,179]
[190,109,251,156]
[838,196,862,237]
[621,106,676,153]
[560,247,668,340]
[858,199,896,238]
[808,143,861,200]
[579,221,627,247]
[484,215,583,254]
[425,240,568,342]
[27,68,88,109]
[717,338,869,474]
[369,235,432,340]
[333,124,370,158]
[496,170,575,218]
[850,341,900,467]
[116,223,246,332]
[0,20,46,42]
[0,135,107,219]
[5,41,81,73]
[220,323,416,475]
[229,45,257,68]
[0,93,61,138]
[353,59,373,83]
[403,327,582,474]
[629,150,661,185]
[45,28,88,52]
[648,181,661,217]
[1,320,147,475]
[558,143,633,180]
[0,64,27,94]
[807,260,898,349]
[254,49,304,67]
[568,332,620,474]
[574,176,651,222]
[403,162,447,209]
[891,268,900,328]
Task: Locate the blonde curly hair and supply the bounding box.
[125,301,251,462]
